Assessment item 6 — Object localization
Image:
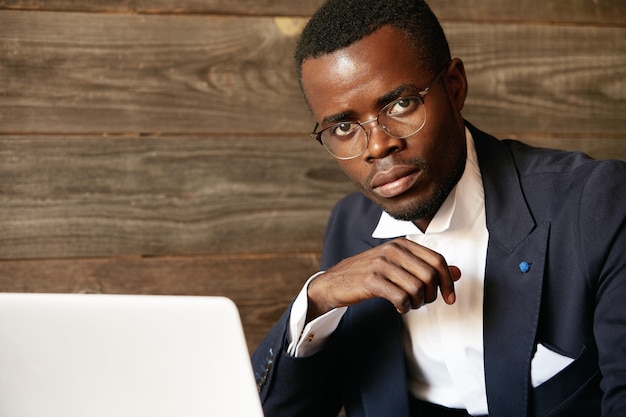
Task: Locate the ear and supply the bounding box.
[443,58,468,112]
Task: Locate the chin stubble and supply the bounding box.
[374,156,465,223]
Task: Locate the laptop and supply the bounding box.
[0,293,265,417]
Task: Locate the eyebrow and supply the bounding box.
[375,83,420,107]
[321,111,354,126]
[320,83,421,126]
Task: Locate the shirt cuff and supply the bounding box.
[287,271,347,357]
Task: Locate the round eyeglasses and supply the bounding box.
[311,64,448,160]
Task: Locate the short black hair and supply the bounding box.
[294,0,450,84]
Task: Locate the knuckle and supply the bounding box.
[391,292,411,310]
[430,252,448,269]
[404,278,423,296]
[381,241,402,253]
[421,268,438,285]
[363,271,388,293]
[371,255,390,269]
[363,271,382,285]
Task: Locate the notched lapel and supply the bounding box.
[483,221,550,417]
[470,123,552,416]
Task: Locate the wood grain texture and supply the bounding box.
[0,11,309,134]
[1,11,624,137]
[428,0,626,25]
[0,0,624,25]
[0,135,353,260]
[449,22,626,136]
[0,0,325,16]
[2,134,623,261]
[0,252,321,351]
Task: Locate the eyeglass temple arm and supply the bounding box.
[311,123,323,144]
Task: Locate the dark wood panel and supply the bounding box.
[0,11,310,134]
[0,135,353,260]
[2,134,623,261]
[0,0,624,25]
[429,0,626,25]
[446,22,626,137]
[1,11,624,137]
[0,252,320,351]
[0,0,325,16]
[512,136,626,162]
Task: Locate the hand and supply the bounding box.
[306,238,461,321]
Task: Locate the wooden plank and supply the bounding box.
[0,11,310,134]
[0,252,321,351]
[1,11,624,137]
[0,135,353,260]
[1,134,623,261]
[509,136,626,162]
[0,0,325,16]
[0,0,624,25]
[445,22,626,137]
[428,0,626,26]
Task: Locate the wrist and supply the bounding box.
[306,275,334,322]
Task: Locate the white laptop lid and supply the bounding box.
[0,293,265,417]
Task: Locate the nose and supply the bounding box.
[362,122,405,161]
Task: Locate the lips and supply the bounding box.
[370,165,421,199]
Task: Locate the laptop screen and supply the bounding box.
[0,293,264,417]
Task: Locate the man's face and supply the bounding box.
[301,26,468,230]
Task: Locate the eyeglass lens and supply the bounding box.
[320,95,426,159]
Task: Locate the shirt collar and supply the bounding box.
[372,127,481,239]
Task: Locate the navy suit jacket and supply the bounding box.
[252,124,626,417]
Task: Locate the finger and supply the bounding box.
[392,239,459,305]
[362,258,424,313]
[386,266,427,311]
[394,242,451,303]
[369,243,435,308]
[441,265,461,304]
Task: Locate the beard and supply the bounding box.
[359,155,465,223]
[385,179,453,222]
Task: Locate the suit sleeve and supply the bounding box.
[250,195,369,417]
[581,160,626,416]
[250,193,386,417]
[251,307,343,417]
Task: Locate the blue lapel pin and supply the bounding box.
[519,261,531,273]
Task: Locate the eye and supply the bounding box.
[328,122,359,138]
[386,97,420,116]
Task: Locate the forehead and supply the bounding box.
[301,26,433,121]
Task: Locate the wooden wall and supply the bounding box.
[1,0,625,353]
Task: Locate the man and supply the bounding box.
[252,0,626,416]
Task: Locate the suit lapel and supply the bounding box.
[473,125,548,417]
[483,223,548,417]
